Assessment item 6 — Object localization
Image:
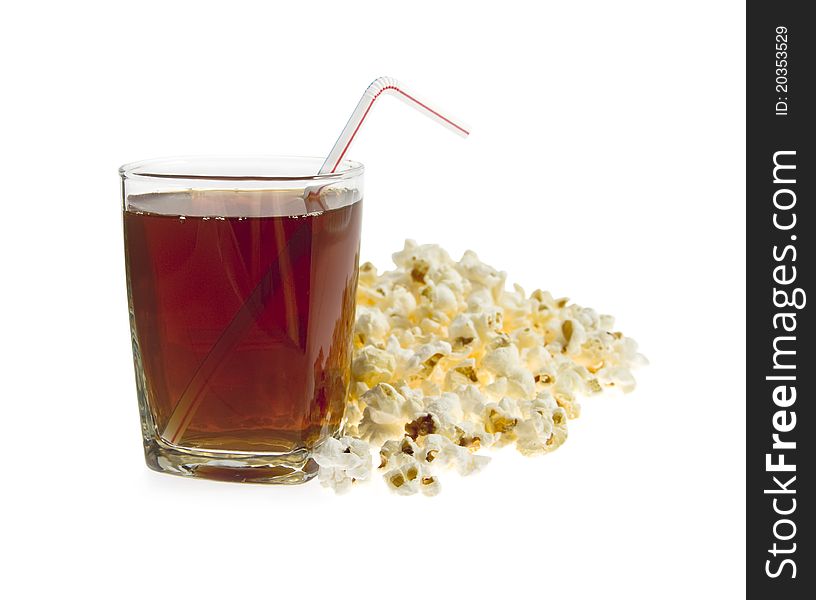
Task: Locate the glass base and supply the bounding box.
[143,435,318,484]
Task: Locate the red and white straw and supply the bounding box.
[319,76,470,175]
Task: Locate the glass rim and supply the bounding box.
[119,155,364,183]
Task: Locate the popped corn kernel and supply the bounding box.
[379,436,421,470]
[334,240,645,496]
[515,394,569,456]
[449,314,479,342]
[437,443,491,476]
[404,413,439,440]
[383,458,425,496]
[453,420,495,449]
[432,283,459,315]
[484,397,521,436]
[313,437,372,494]
[359,261,378,286]
[419,474,442,496]
[359,383,421,444]
[457,250,506,296]
[352,346,396,387]
[355,306,390,346]
[423,392,465,427]
[420,434,450,463]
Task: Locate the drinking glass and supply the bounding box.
[121,156,363,483]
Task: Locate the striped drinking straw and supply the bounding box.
[319,76,470,175]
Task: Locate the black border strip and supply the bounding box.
[747,2,812,597]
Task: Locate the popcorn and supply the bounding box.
[453,420,496,450]
[384,335,415,377]
[457,384,490,416]
[596,365,638,393]
[431,283,459,315]
[406,340,453,379]
[351,346,395,387]
[436,443,491,476]
[392,239,453,273]
[316,240,645,495]
[444,358,479,389]
[384,285,417,316]
[484,397,521,436]
[313,437,372,494]
[480,345,536,399]
[417,473,442,496]
[449,314,479,346]
[515,393,569,456]
[420,433,450,463]
[358,383,422,444]
[434,264,466,296]
[457,249,506,297]
[424,392,465,427]
[354,306,390,346]
[404,413,440,440]
[358,261,378,286]
[383,460,422,496]
[513,326,544,350]
[379,436,421,470]
[383,457,441,496]
[561,318,587,356]
[470,307,504,339]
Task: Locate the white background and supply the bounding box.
[1,1,745,598]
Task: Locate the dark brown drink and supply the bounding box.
[124,189,362,454]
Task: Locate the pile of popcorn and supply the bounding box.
[313,240,647,496]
